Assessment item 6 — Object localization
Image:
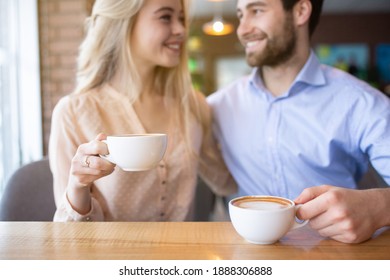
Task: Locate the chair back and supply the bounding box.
[0,158,55,221]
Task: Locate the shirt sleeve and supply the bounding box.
[53,192,104,221]
[356,90,390,186]
[49,96,105,221]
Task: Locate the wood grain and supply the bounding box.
[0,222,389,260]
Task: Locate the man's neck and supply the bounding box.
[260,49,310,97]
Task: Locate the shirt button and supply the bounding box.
[85,217,91,221]
[162,180,166,184]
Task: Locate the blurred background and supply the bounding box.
[0,0,390,196]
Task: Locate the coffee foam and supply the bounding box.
[233,197,291,210]
[238,201,288,210]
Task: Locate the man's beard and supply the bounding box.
[246,14,296,67]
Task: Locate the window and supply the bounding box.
[216,56,252,89]
[0,0,42,196]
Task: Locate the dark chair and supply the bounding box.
[0,159,216,221]
[193,177,216,221]
[0,158,56,221]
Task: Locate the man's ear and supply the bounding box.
[294,0,312,27]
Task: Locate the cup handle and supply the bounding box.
[99,140,115,164]
[291,204,308,230]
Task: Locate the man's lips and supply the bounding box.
[241,34,267,51]
[244,39,264,52]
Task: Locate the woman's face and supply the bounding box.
[131,0,186,71]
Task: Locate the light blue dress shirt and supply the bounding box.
[207,51,390,199]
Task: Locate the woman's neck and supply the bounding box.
[110,64,157,97]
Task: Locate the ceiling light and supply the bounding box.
[202,1,234,36]
[203,17,234,36]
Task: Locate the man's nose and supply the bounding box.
[237,16,252,37]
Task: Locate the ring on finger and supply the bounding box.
[82,155,91,168]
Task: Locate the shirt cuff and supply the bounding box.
[54,192,104,221]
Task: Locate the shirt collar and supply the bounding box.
[249,67,264,89]
[248,50,327,97]
[295,50,326,87]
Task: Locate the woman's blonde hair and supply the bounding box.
[76,0,207,156]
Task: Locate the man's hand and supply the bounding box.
[294,185,389,243]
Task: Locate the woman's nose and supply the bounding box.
[173,19,185,36]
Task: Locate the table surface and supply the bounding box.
[0,222,389,260]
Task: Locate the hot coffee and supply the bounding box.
[229,195,308,244]
[232,196,291,210]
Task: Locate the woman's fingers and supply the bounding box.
[70,135,115,188]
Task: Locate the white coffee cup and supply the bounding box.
[229,195,308,244]
[101,134,167,171]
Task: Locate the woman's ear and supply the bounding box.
[294,0,312,27]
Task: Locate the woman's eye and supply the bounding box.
[160,15,172,22]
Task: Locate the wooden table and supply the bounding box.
[0,222,389,260]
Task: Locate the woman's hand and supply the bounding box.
[66,133,116,214]
[69,133,116,188]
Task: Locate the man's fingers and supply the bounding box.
[294,185,332,204]
[295,186,335,221]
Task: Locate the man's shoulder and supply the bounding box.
[321,64,379,92]
[319,64,390,107]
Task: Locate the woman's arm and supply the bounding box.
[49,97,114,221]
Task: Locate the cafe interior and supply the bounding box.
[0,0,390,260]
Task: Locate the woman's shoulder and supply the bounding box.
[193,90,211,119]
[193,90,207,106]
[55,85,113,112]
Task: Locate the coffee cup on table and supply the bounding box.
[101,133,167,171]
[229,195,308,244]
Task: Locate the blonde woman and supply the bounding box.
[49,0,236,221]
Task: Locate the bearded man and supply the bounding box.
[207,0,390,244]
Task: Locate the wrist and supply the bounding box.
[368,188,390,228]
[383,189,390,226]
[66,184,92,215]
